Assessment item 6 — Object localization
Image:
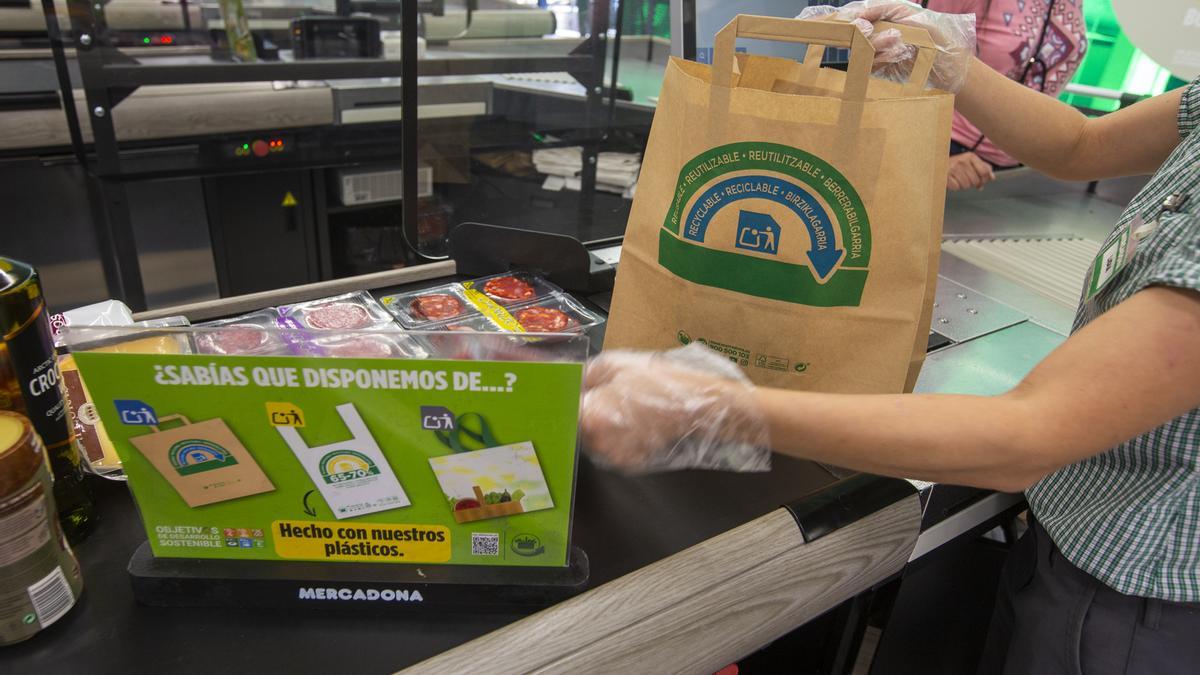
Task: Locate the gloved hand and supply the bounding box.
[579,343,772,474]
[797,0,976,93]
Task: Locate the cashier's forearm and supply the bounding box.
[954,57,1182,181]
[751,286,1200,492]
[754,389,1049,491]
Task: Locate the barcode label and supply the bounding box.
[471,533,500,557]
[28,566,75,628]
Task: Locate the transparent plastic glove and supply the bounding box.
[797,0,976,93]
[580,344,771,474]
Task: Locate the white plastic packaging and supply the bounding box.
[48,300,134,347]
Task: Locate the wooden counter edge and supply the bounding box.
[403,494,921,674]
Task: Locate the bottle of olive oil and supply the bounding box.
[0,258,94,543]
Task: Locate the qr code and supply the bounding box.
[471,533,500,556]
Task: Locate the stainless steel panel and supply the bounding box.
[931,276,1027,343]
[0,159,108,313]
[943,173,1125,243]
[938,252,1077,336]
[942,236,1100,313]
[126,177,220,310]
[915,321,1064,396]
[331,77,493,125]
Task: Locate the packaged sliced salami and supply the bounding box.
[278,291,398,332]
[313,333,429,360]
[379,284,481,329]
[194,310,291,356]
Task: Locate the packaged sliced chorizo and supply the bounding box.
[508,294,603,335]
[379,284,482,329]
[428,293,602,336]
[461,272,562,307]
[417,315,507,360]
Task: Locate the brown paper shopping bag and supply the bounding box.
[606,16,952,394]
[129,414,275,507]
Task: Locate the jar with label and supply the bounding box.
[0,411,84,645]
[0,257,94,542]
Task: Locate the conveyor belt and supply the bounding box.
[941,236,1101,312]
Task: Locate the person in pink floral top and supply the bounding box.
[926,0,1088,190]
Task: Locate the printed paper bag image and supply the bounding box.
[129,414,275,507]
[606,16,952,394]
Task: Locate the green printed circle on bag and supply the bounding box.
[318,449,380,484]
[168,438,240,476]
[659,142,872,307]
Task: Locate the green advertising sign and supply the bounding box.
[73,352,584,568]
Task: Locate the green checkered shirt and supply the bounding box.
[1026,78,1200,602]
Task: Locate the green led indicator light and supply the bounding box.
[242,144,249,150]
[143,37,150,44]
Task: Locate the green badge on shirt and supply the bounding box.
[1085,220,1137,301]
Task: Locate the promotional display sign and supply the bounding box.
[73,342,584,568]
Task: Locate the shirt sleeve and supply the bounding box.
[1137,218,1200,294]
[1179,78,1200,140]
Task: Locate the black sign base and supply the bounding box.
[128,542,590,612]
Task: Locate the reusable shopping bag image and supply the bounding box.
[128,414,275,507]
[426,412,555,525]
[606,16,953,393]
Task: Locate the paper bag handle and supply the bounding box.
[711,16,938,99]
[149,414,192,433]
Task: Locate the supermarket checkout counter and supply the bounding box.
[2,235,1061,672]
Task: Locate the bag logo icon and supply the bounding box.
[420,406,455,431]
[168,438,239,475]
[115,399,158,425]
[660,142,871,307]
[266,402,305,427]
[319,449,380,484]
[735,211,780,255]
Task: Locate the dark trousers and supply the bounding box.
[978,518,1200,674]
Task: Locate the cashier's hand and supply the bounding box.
[797,1,975,93]
[579,344,772,474]
[947,152,995,190]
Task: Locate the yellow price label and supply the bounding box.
[461,282,525,332]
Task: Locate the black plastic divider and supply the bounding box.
[128,542,589,612]
[785,473,917,543]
